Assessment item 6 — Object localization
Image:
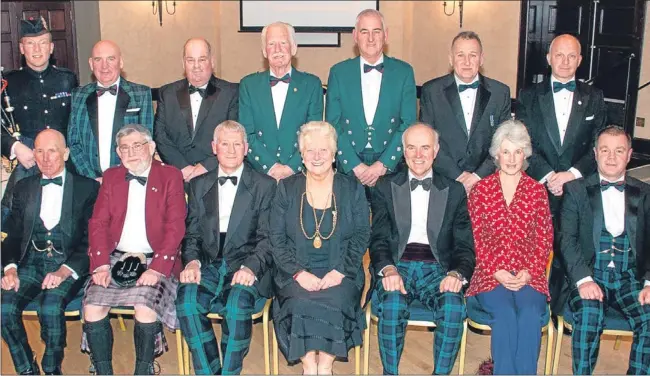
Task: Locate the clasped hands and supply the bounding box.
[353,161,387,187]
[181,163,208,183]
[295,269,345,292]
[494,269,531,291]
[546,171,576,196]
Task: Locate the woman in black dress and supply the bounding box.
[270,121,370,374]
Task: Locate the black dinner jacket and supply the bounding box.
[419,73,511,180]
[154,75,239,172]
[182,162,276,297]
[369,169,476,298]
[1,171,100,275]
[555,173,650,311]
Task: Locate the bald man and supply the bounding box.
[516,33,607,313]
[1,129,99,375]
[154,38,238,183]
[68,40,153,181]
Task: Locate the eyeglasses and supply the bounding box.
[118,141,148,154]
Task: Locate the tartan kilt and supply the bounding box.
[81,252,179,356]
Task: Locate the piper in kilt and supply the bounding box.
[176,120,276,375]
[1,129,99,375]
[559,125,650,375]
[82,124,186,375]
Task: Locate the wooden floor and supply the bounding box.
[0,314,636,374]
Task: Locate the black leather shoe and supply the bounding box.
[19,359,40,375]
[44,366,62,375]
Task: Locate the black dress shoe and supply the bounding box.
[44,366,62,375]
[19,359,40,375]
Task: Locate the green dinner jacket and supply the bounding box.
[239,67,323,173]
[325,55,417,173]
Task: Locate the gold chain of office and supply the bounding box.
[299,190,337,249]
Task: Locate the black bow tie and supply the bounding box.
[553,80,576,93]
[40,176,62,186]
[96,85,117,97]
[218,176,238,186]
[363,63,384,73]
[125,172,147,186]
[600,180,625,192]
[458,81,479,92]
[189,85,207,98]
[410,177,432,191]
[269,73,291,87]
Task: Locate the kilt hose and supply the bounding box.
[375,260,466,375]
[569,270,650,375]
[176,261,261,375]
[1,251,86,374]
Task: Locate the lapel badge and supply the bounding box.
[293,87,298,92]
[151,187,158,192]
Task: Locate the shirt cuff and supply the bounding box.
[576,276,593,287]
[9,142,18,160]
[540,171,554,184]
[569,167,583,179]
[92,264,111,274]
[62,264,79,280]
[378,265,396,277]
[4,263,17,272]
[472,173,482,181]
[644,280,650,288]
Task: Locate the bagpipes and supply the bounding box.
[1,66,20,172]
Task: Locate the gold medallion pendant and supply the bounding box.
[313,235,322,249]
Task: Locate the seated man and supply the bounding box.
[559,125,650,375]
[370,123,475,375]
[82,124,186,375]
[1,129,99,375]
[176,120,276,375]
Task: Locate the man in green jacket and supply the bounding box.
[239,22,323,180]
[326,9,417,191]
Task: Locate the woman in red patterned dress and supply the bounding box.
[466,119,553,375]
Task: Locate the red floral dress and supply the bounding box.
[466,172,553,299]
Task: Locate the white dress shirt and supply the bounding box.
[454,74,479,133]
[190,82,208,129]
[407,169,433,245]
[4,169,77,278]
[98,77,120,173]
[218,164,244,231]
[360,55,384,149]
[116,166,153,254]
[271,67,291,129]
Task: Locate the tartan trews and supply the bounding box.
[375,261,466,375]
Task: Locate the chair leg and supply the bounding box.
[552,316,564,376]
[355,345,360,375]
[363,304,371,375]
[263,299,271,375]
[176,330,185,375]
[614,336,622,350]
[117,314,127,332]
[272,323,279,375]
[183,336,190,375]
[458,319,468,375]
[544,319,554,375]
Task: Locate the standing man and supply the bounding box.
[517,33,607,312]
[67,40,153,182]
[155,38,239,184]
[326,9,416,192]
[239,22,323,179]
[176,120,276,375]
[1,129,99,375]
[419,31,511,193]
[558,125,650,375]
[1,17,78,224]
[369,123,475,375]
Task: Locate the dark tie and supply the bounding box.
[363,63,384,73]
[188,85,207,98]
[553,80,576,93]
[96,85,117,97]
[600,180,625,192]
[269,73,291,87]
[218,176,238,186]
[458,81,480,92]
[40,176,62,186]
[410,177,432,192]
[125,172,147,186]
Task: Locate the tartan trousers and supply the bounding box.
[569,269,650,375]
[0,251,86,374]
[176,261,261,375]
[375,261,466,375]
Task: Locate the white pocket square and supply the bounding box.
[126,108,141,113]
[585,115,595,121]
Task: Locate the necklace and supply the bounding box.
[299,183,338,249]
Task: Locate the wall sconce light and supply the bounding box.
[152,0,176,26]
[443,1,464,28]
